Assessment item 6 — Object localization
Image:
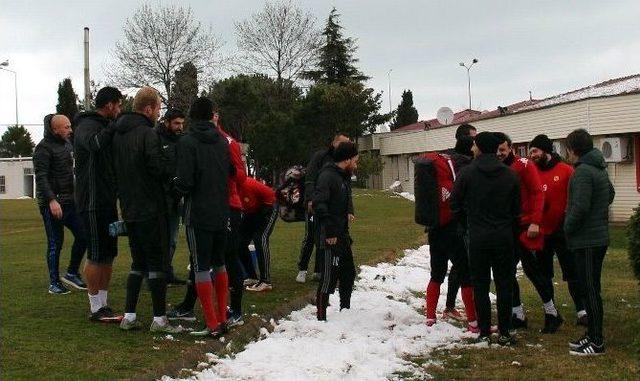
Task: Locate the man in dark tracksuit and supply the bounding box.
[174,97,231,337]
[33,114,87,294]
[313,141,358,321]
[112,87,179,333]
[564,129,615,356]
[156,109,186,285]
[74,86,122,322]
[297,133,351,283]
[451,132,520,345]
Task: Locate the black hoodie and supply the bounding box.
[312,162,353,239]
[304,147,334,204]
[450,153,521,247]
[33,114,75,207]
[112,112,168,222]
[156,123,182,214]
[174,120,230,232]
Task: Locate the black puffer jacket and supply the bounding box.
[33,114,75,207]
[312,162,353,239]
[174,120,230,232]
[156,124,182,216]
[112,112,167,222]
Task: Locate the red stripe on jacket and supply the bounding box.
[240,177,276,214]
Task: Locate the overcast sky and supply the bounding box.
[1,0,639,142]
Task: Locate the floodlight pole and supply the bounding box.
[0,60,18,126]
[459,59,478,110]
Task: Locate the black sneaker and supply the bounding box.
[576,314,589,327]
[569,334,590,350]
[48,281,71,295]
[497,334,516,346]
[541,313,564,334]
[90,306,123,323]
[476,335,492,345]
[167,307,196,322]
[61,273,87,290]
[511,314,528,329]
[570,341,605,356]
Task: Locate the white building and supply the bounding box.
[0,157,35,199]
[359,75,640,223]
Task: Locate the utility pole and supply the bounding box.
[0,60,18,126]
[84,27,91,110]
[459,58,478,110]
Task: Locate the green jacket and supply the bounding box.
[564,148,615,250]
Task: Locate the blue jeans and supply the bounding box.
[40,203,87,284]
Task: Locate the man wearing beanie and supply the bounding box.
[313,141,358,321]
[451,132,520,345]
[529,135,587,326]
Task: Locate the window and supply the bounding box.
[0,175,5,194]
[23,167,34,175]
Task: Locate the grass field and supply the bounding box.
[0,190,424,380]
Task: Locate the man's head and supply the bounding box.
[50,114,72,140]
[565,128,593,163]
[163,109,185,134]
[473,131,500,156]
[454,135,474,157]
[455,123,477,140]
[133,87,161,122]
[213,110,220,127]
[95,86,123,119]
[189,97,215,122]
[333,141,359,174]
[493,132,513,162]
[529,134,553,165]
[331,133,350,149]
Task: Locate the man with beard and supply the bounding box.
[528,134,587,326]
[313,141,358,321]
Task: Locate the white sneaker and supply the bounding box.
[150,317,184,334]
[246,282,273,292]
[243,278,259,287]
[296,271,307,283]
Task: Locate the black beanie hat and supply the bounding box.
[333,141,358,162]
[454,135,474,156]
[530,134,553,154]
[474,131,500,154]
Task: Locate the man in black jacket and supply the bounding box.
[297,133,351,283]
[112,87,179,334]
[33,114,87,294]
[157,109,186,285]
[451,132,521,345]
[74,86,122,322]
[313,141,358,321]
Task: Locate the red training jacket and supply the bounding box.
[218,126,247,211]
[537,159,574,235]
[508,155,544,227]
[239,177,276,214]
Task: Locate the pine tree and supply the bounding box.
[390,89,419,130]
[56,78,79,122]
[169,62,199,113]
[304,8,368,85]
[0,125,35,157]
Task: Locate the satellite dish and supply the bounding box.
[436,107,454,125]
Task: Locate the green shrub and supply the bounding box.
[627,205,640,283]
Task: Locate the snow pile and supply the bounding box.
[165,245,476,381]
[397,192,415,202]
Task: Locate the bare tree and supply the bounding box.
[235,0,321,83]
[108,3,222,105]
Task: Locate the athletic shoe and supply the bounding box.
[497,334,516,346]
[426,318,436,327]
[246,282,273,292]
[569,334,591,350]
[119,318,142,331]
[476,335,491,345]
[541,313,564,334]
[48,281,71,295]
[467,324,480,334]
[190,325,225,338]
[442,307,465,322]
[296,271,307,283]
[227,313,244,328]
[90,306,123,323]
[61,273,87,290]
[511,314,528,329]
[243,278,259,287]
[576,314,589,327]
[150,318,183,334]
[570,341,605,356]
[167,307,196,322]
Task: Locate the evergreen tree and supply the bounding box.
[169,62,199,113]
[390,89,419,130]
[56,78,79,122]
[0,125,35,157]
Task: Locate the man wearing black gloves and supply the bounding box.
[33,114,87,294]
[112,87,180,333]
[297,133,351,283]
[451,132,520,345]
[74,86,122,322]
[157,109,186,285]
[313,141,358,321]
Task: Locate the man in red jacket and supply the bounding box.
[494,132,563,333]
[529,134,587,326]
[239,177,278,292]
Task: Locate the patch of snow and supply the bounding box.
[397,192,415,202]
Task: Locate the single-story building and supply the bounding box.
[0,157,35,199]
[359,74,640,223]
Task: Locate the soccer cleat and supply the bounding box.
[150,318,184,334]
[119,318,142,331]
[167,307,196,322]
[296,271,307,283]
[90,306,123,323]
[246,282,273,292]
[61,273,87,290]
[227,313,244,328]
[496,334,516,346]
[569,334,591,350]
[426,318,437,327]
[570,341,605,356]
[48,281,71,295]
[511,314,528,329]
[541,313,564,334]
[243,278,259,287]
[442,307,465,322]
[190,325,225,338]
[576,314,589,327]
